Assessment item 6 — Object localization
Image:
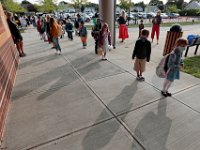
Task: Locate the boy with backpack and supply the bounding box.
[132,29,151,81]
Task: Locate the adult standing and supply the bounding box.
[49,18,62,54]
[6,12,26,57]
[151,10,162,44]
[118,10,129,43]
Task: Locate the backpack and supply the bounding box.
[156,54,170,78]
[57,25,63,36]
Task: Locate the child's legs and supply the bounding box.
[67,31,70,38]
[16,42,22,54]
[19,40,24,53]
[134,58,140,76]
[155,25,160,41]
[139,59,146,76]
[70,32,73,39]
[151,26,156,40]
[95,39,98,53]
[81,37,87,46]
[53,37,61,51]
[163,78,172,92]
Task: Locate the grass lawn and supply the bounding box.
[183,55,200,78]
[86,21,200,29]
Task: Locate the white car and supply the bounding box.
[86,13,94,19]
[161,13,168,19]
[80,13,91,22]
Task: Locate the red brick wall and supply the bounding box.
[0,3,19,142]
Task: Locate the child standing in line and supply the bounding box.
[65,19,73,41]
[132,29,151,81]
[92,18,101,54]
[161,38,188,97]
[58,20,64,39]
[79,21,87,49]
[138,19,144,38]
[99,23,111,61]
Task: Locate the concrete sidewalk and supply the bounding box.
[2,25,200,150]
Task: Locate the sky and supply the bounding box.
[16,0,191,5]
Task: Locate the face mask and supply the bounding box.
[178,46,186,52]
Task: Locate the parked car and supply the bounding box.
[86,12,94,19]
[127,12,136,20]
[146,12,156,19]
[80,13,91,22]
[166,13,180,18]
[161,13,169,19]
[138,13,147,19]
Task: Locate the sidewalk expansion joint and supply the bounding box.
[173,82,200,96]
[172,97,200,114]
[61,55,147,150]
[108,60,162,92]
[18,117,115,150]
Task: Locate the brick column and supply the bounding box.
[0,3,19,143]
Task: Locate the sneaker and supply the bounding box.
[166,91,172,96]
[56,51,62,55]
[140,76,145,81]
[136,76,140,80]
[161,91,168,97]
[19,53,26,57]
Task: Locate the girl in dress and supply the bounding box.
[99,23,111,60]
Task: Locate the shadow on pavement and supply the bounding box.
[82,80,138,150]
[134,99,172,150]
[12,52,101,101]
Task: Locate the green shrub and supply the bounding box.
[179,9,200,16]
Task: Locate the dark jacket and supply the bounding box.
[99,30,111,46]
[92,23,101,39]
[65,22,73,31]
[7,19,22,41]
[152,15,162,25]
[132,38,151,62]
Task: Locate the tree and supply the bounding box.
[119,0,133,11]
[165,4,179,13]
[149,0,161,6]
[157,1,164,11]
[39,0,57,13]
[134,2,146,11]
[176,0,184,9]
[70,0,88,12]
[189,0,200,2]
[86,2,98,12]
[166,0,185,10]
[2,0,25,13]
[21,0,37,12]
